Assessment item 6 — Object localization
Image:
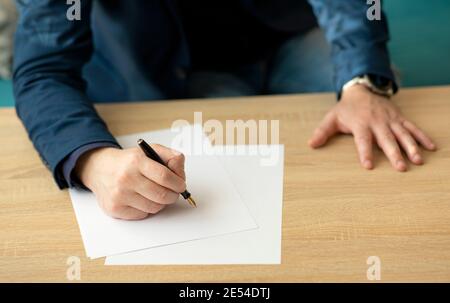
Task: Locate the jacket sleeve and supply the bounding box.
[13,0,119,189]
[307,0,398,95]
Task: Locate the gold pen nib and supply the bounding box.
[187,196,197,208]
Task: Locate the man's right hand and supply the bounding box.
[74,145,187,220]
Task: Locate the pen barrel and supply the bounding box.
[137,139,165,166]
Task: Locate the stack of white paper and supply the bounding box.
[69,124,284,264]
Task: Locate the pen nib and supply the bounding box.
[187,196,197,208]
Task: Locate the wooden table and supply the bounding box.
[1,86,449,282]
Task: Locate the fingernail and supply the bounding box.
[363,160,373,169]
[396,160,407,171]
[413,154,423,164]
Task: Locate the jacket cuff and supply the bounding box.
[61,142,121,189]
[333,42,398,99]
[50,136,120,189]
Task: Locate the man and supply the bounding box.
[14,0,436,220]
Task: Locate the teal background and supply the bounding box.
[0,80,14,107]
[1,0,450,107]
[385,0,450,87]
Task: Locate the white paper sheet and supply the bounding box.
[69,125,258,259]
[105,145,284,265]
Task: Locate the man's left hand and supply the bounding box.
[309,85,437,171]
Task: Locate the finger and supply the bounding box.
[372,125,407,172]
[115,206,149,221]
[353,128,373,169]
[308,112,338,148]
[151,144,186,179]
[126,192,166,214]
[390,123,423,165]
[402,120,437,151]
[140,159,186,193]
[135,175,179,205]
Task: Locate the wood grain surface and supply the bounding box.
[0,86,449,282]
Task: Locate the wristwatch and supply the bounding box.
[342,74,394,98]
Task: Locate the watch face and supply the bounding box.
[368,74,392,90]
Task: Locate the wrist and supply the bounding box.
[74,147,119,189]
[341,83,376,99]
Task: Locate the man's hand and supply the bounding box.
[74,145,186,220]
[309,85,437,171]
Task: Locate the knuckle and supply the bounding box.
[396,116,406,124]
[152,143,164,150]
[130,212,149,220]
[355,133,371,142]
[128,149,142,166]
[390,112,403,121]
[370,111,387,124]
[399,129,409,137]
[353,119,368,129]
[178,182,187,193]
[154,187,169,203]
[107,198,122,213]
[315,126,327,135]
[389,150,401,160]
[375,118,389,126]
[325,110,336,120]
[410,122,420,131]
[148,203,165,214]
[110,186,125,200]
[381,130,395,141]
[169,192,179,204]
[157,168,170,184]
[109,204,121,214]
[155,204,165,213]
[367,109,380,120]
[116,170,130,185]
[175,153,185,165]
[177,152,185,161]
[401,120,412,129]
[409,146,419,155]
[168,155,186,170]
[139,212,150,220]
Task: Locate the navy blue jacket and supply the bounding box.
[13,0,396,188]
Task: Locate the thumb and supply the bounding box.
[308,112,338,148]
